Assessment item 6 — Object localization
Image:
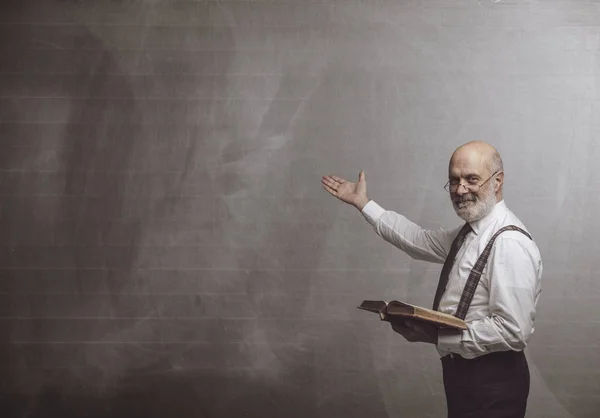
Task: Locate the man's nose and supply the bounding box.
[455,184,470,195]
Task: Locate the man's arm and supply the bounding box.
[360,200,458,264]
[321,173,454,263]
[437,235,542,356]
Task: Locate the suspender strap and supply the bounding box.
[454,225,533,320]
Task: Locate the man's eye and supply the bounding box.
[449,180,460,185]
[468,178,479,184]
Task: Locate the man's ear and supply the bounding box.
[495,171,504,192]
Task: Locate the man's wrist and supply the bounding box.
[354,196,370,211]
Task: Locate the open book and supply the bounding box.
[357,300,468,330]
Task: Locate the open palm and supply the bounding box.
[321,171,368,207]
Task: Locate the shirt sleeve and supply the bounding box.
[437,234,542,356]
[361,200,457,264]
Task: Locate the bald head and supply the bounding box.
[450,141,503,176]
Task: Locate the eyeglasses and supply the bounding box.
[444,170,501,193]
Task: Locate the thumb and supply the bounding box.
[359,170,366,182]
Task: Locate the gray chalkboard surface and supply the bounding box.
[0,1,595,417]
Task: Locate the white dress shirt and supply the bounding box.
[361,199,543,359]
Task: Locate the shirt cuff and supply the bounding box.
[361,200,385,227]
[437,328,463,353]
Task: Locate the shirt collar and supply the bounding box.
[468,199,507,235]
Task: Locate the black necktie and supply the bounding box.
[432,223,472,311]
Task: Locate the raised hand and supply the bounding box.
[321,170,369,210]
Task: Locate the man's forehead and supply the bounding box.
[449,155,488,175]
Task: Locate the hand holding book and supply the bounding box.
[357,300,468,330]
[389,318,439,344]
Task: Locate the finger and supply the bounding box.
[322,174,341,183]
[391,322,409,332]
[391,324,417,341]
[405,320,427,330]
[321,177,338,189]
[390,318,409,327]
[322,184,338,196]
[359,170,365,181]
[322,181,338,193]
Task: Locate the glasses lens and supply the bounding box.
[448,183,476,192]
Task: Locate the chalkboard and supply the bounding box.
[0,1,596,417]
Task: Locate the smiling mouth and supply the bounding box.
[454,200,475,208]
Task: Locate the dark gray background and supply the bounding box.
[0,1,597,417]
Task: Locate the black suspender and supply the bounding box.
[454,225,532,320]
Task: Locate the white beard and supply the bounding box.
[452,182,497,222]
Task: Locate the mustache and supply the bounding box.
[453,194,477,203]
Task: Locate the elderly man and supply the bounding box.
[321,141,542,418]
